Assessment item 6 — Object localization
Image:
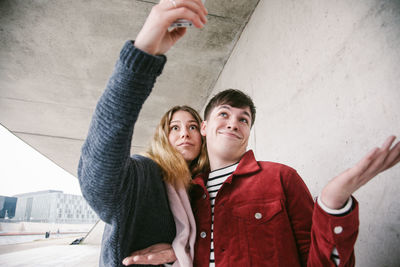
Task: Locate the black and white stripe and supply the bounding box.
[207,163,239,267]
[331,247,340,266]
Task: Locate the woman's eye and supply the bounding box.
[171,125,179,131]
[189,125,198,130]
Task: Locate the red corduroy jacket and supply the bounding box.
[191,150,359,267]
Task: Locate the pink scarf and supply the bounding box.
[165,182,196,267]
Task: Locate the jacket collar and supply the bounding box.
[224,150,260,183]
[192,172,208,188]
[192,150,261,186]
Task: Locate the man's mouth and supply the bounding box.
[218,131,241,139]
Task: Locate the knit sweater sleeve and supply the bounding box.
[77,41,166,223]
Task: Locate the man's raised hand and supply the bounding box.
[320,135,400,209]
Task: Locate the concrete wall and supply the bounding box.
[207,0,400,266]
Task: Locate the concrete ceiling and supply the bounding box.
[0,0,259,176]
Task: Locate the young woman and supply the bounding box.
[78,71,208,267]
[77,1,209,266]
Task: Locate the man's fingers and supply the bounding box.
[388,153,400,169]
[366,137,398,174]
[359,137,394,175]
[352,137,399,184]
[351,147,379,177]
[383,141,400,170]
[381,135,396,150]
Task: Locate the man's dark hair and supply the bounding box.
[204,89,256,126]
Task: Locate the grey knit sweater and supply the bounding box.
[78,41,176,267]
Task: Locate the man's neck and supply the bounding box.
[208,154,242,172]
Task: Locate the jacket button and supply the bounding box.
[200,231,207,238]
[255,212,262,219]
[334,226,343,234]
[202,194,207,199]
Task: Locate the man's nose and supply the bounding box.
[227,117,239,130]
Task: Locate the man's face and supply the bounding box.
[201,104,251,166]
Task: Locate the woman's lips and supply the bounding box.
[178,142,194,146]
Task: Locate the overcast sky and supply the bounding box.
[0,124,82,197]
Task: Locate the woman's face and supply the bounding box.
[168,110,202,163]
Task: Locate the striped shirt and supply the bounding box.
[206,163,239,267]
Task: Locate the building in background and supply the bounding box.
[13,190,97,224]
[0,196,17,219]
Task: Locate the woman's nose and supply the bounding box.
[180,128,189,138]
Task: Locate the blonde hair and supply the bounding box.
[146,106,209,189]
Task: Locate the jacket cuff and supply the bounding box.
[317,195,353,215]
[119,40,167,76]
[313,197,359,264]
[313,197,359,238]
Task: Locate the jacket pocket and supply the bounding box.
[229,200,285,266]
[232,199,282,224]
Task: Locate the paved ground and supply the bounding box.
[0,235,81,254]
[0,236,100,266]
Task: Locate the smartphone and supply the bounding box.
[170,0,206,28]
[171,19,193,28]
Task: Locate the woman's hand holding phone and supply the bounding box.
[134,0,208,55]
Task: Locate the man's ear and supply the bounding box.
[200,121,207,136]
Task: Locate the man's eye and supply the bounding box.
[219,112,228,117]
[240,118,249,124]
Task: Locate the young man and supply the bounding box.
[127,89,400,266]
[191,89,354,267]
[188,89,399,267]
